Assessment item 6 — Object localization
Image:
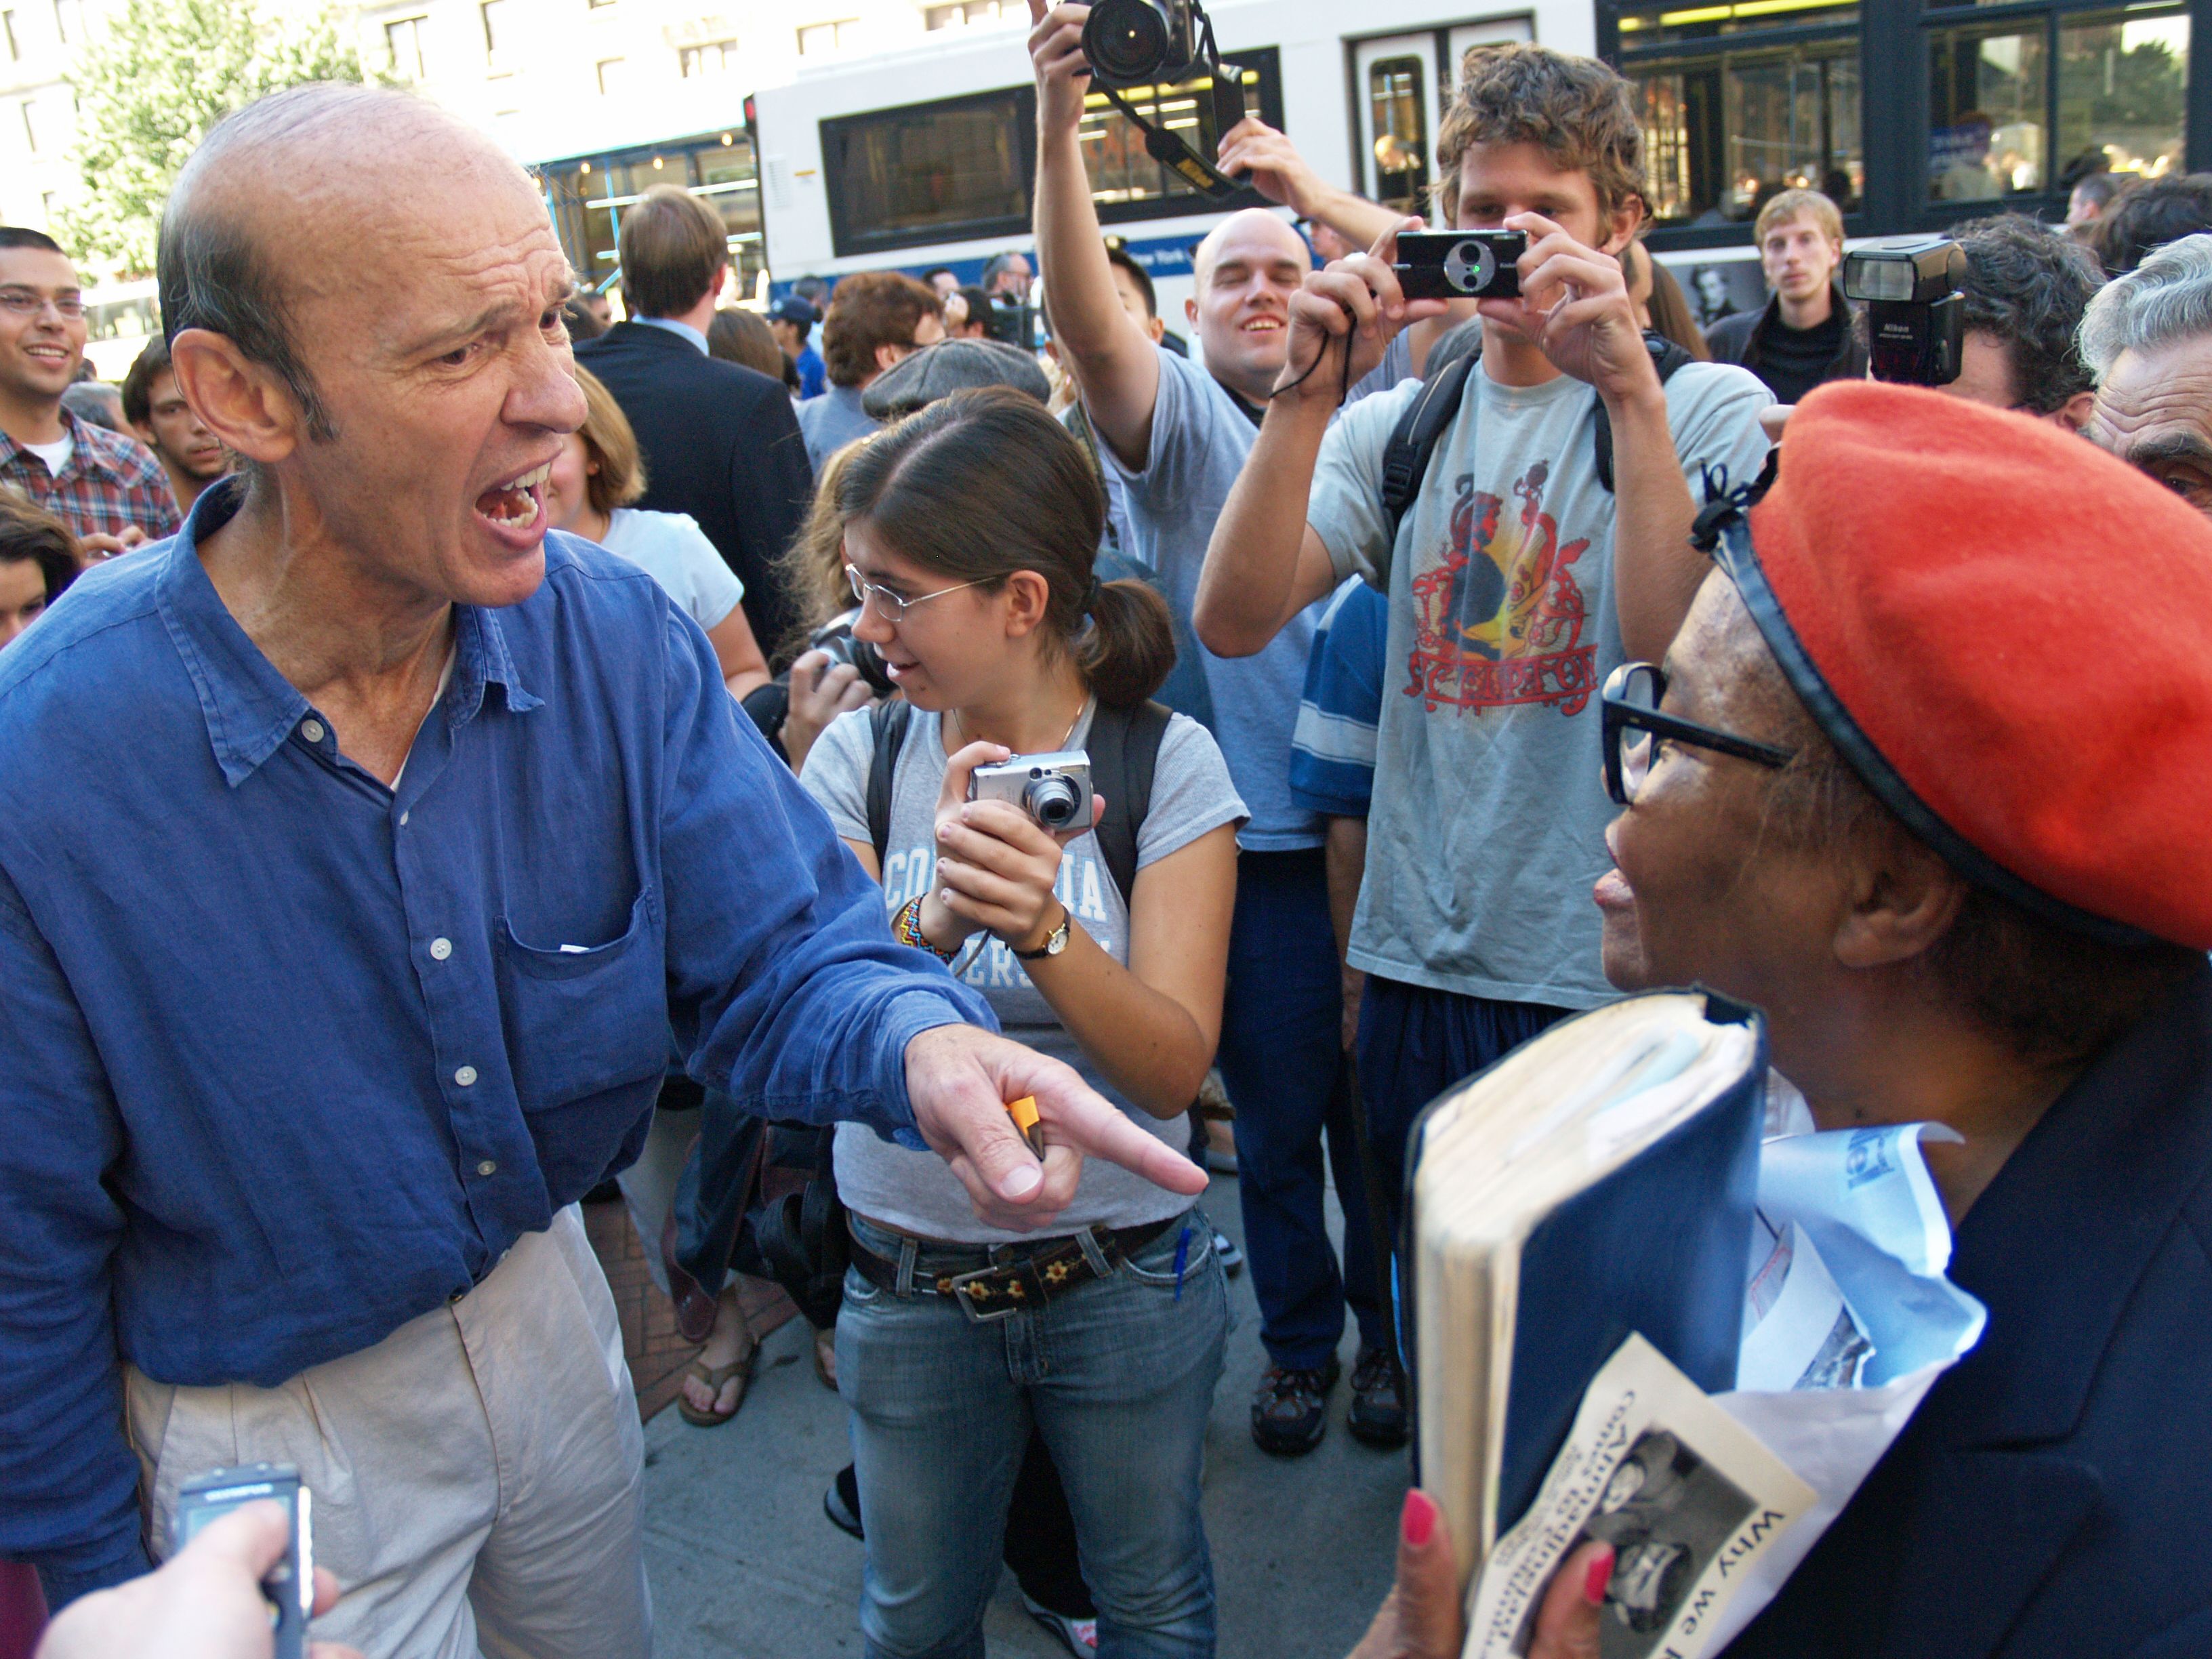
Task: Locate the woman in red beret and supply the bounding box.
[1350,381,2212,1659]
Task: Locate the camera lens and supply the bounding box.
[1025,774,1083,831]
[1081,0,1169,85]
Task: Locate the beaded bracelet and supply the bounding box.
[893,894,958,962]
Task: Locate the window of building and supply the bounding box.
[2,12,17,61]
[680,37,737,75]
[923,0,1010,30]
[19,97,37,154]
[821,48,1282,256]
[385,15,428,81]
[49,0,75,45]
[39,189,53,220]
[1611,0,1862,228]
[596,56,626,95]
[797,18,855,54]
[480,0,507,68]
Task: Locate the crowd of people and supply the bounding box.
[3,9,2211,1659]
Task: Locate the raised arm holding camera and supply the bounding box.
[1029,0,1408,1454]
[1194,42,1771,1295]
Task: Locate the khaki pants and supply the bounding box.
[125,1206,651,1659]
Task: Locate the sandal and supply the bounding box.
[675,1324,759,1428]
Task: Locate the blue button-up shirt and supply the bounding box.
[0,480,990,1599]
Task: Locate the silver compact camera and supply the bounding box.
[968,751,1092,833]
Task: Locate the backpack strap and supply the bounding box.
[1593,332,1695,494]
[1080,699,1170,909]
[1378,348,1479,547]
[865,699,914,873]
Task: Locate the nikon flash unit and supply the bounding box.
[1842,237,1967,388]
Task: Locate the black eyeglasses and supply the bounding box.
[1601,661,1796,806]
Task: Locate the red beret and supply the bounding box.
[1735,380,2212,950]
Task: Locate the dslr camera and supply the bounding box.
[1842,237,1966,387]
[968,752,1092,833]
[808,613,895,698]
[1393,230,1527,300]
[979,293,1039,353]
[1078,0,1249,199]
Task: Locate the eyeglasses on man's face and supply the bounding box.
[844,564,986,625]
[1601,661,1797,807]
[0,289,85,320]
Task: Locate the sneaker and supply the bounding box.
[1250,1358,1340,1456]
[1212,1229,1244,1277]
[1347,1345,1410,1448]
[823,1462,863,1539]
[1020,1591,1099,1656]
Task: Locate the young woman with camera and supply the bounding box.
[799,387,1242,1658]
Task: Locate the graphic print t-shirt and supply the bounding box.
[801,702,1246,1242]
[1305,360,1772,1008]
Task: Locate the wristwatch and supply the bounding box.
[1012,903,1071,961]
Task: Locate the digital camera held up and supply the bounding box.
[968,752,1093,833]
[1393,230,1528,300]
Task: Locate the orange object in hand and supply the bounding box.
[1006,1095,1045,1158]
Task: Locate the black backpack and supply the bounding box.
[865,695,1173,908]
[1378,330,1694,546]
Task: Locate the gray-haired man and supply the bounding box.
[2083,230,2212,515]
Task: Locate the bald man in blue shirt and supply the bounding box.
[0,85,1201,1657]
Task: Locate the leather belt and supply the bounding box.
[846,1214,1181,1324]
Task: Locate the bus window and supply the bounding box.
[823,88,1033,256]
[819,50,1280,256]
[1080,65,1262,208]
[1368,56,1429,215]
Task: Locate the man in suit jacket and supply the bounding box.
[1345,384,2212,1659]
[576,185,811,653]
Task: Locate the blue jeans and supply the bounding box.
[1219,848,1385,1369]
[838,1212,1229,1659]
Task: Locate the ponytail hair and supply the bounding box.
[837,387,1176,705]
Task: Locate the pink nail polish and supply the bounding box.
[1583,1545,1615,1605]
[1400,1489,1437,1549]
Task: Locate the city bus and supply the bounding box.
[748,0,1588,332]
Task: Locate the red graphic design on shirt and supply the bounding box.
[1404,459,1597,715]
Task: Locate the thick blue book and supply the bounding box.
[1407,990,1767,1586]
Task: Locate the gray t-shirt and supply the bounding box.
[1307,359,1772,1008]
[1099,346,1330,851]
[802,701,1246,1241]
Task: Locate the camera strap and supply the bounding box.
[1093,19,1249,201]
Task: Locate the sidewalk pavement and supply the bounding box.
[631,1171,1404,1658]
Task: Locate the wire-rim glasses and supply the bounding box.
[844,564,987,624]
[1601,661,1797,807]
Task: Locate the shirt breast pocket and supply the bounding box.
[493,884,669,1120]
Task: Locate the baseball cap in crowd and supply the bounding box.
[861,337,1052,419]
[769,294,818,327]
[1721,379,2212,949]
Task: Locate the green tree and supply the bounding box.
[54,0,369,272]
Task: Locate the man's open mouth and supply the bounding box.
[475,461,551,529]
[1241,317,1284,333]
